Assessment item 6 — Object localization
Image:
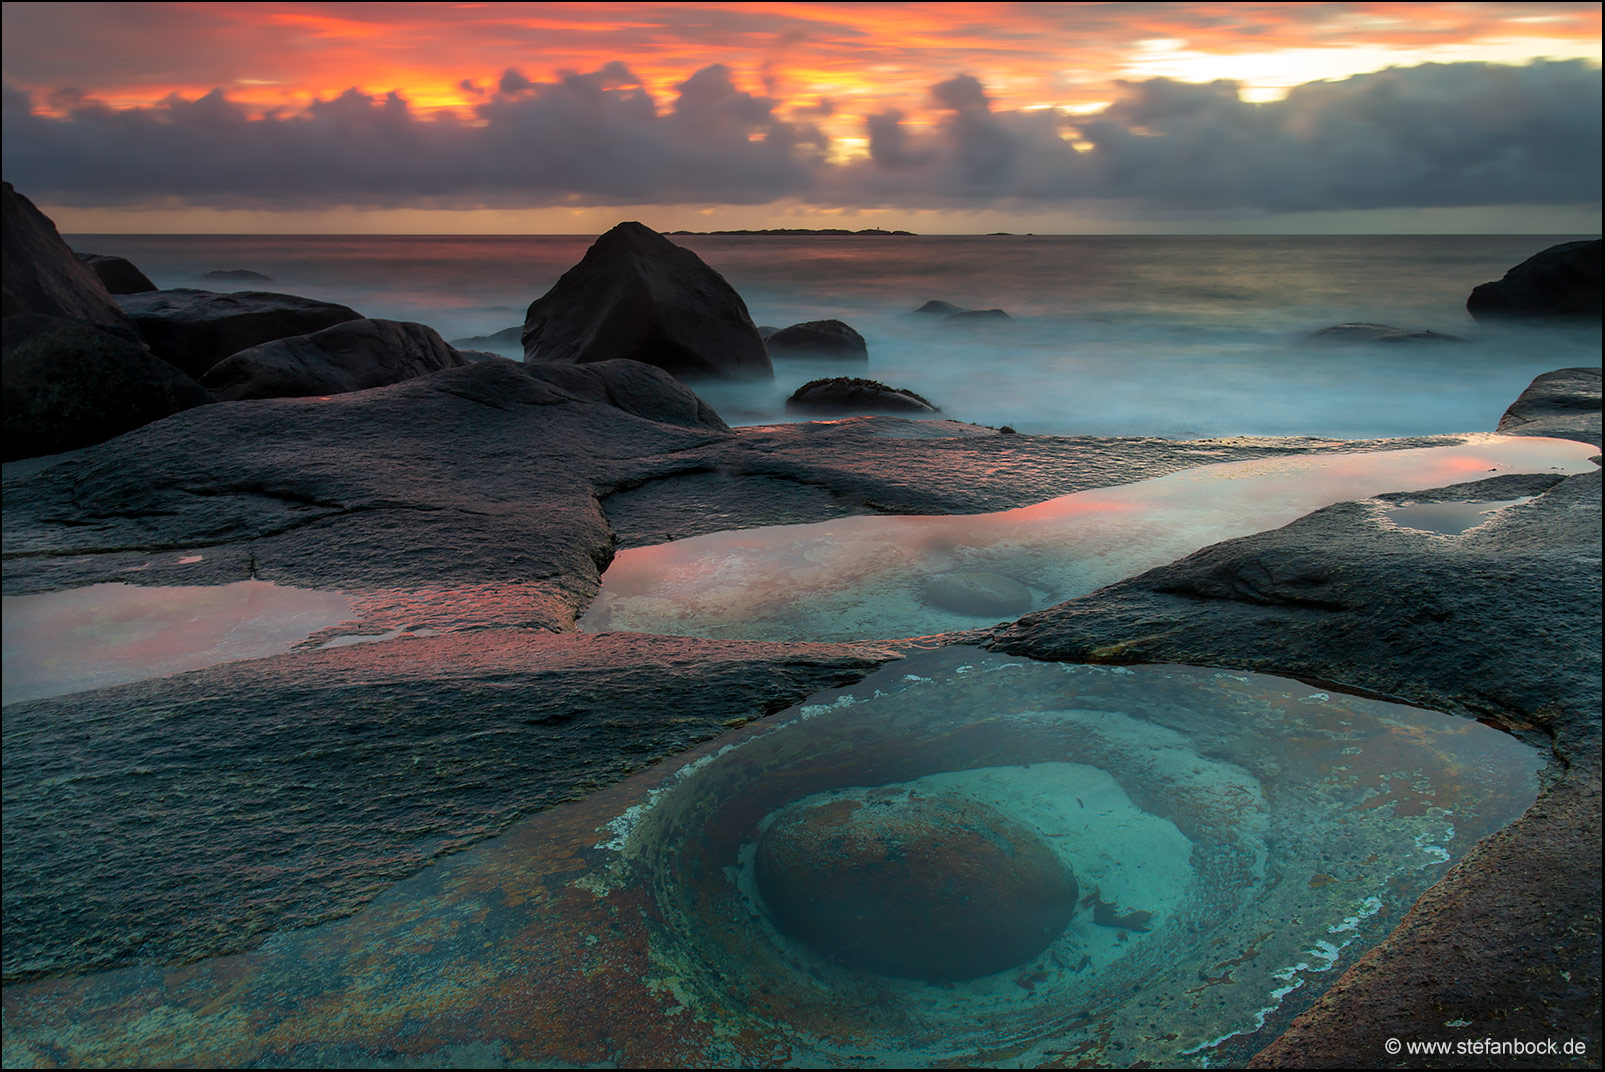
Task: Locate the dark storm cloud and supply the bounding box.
[3,62,824,207]
[836,59,1601,211]
[2,60,1598,211]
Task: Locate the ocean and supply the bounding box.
[66,233,1601,440]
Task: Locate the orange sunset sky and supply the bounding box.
[2,1,1600,233]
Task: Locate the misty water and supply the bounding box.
[69,232,1602,438]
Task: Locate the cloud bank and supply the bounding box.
[3,59,1598,214]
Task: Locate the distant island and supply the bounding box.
[666,227,916,236]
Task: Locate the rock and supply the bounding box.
[1467,239,1602,320]
[74,253,158,294]
[1496,366,1602,447]
[201,318,469,401]
[756,325,780,339]
[510,358,730,432]
[785,376,937,415]
[2,183,141,341]
[754,789,1078,980]
[2,314,208,461]
[521,221,771,381]
[116,288,364,379]
[945,308,1011,324]
[450,324,522,348]
[205,269,274,283]
[914,300,965,315]
[986,367,1604,1065]
[922,571,1033,617]
[765,319,868,361]
[1311,322,1464,344]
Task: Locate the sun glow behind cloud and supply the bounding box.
[2,2,1599,231]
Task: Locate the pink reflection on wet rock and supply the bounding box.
[581,435,1598,641]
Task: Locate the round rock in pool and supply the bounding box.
[754,789,1079,981]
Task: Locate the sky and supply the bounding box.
[2,1,1600,234]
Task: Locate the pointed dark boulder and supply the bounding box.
[2,183,141,341]
[521,222,771,381]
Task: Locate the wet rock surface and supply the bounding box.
[521,221,772,381]
[988,374,1603,1067]
[116,287,365,379]
[2,361,1599,1067]
[1,629,897,982]
[755,789,1079,981]
[1496,365,1602,447]
[201,317,469,401]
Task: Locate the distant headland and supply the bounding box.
[666,227,916,236]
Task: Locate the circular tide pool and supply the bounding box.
[593,647,1543,1066]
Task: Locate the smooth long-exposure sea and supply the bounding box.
[65,232,1602,438]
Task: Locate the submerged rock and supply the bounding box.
[206,269,274,283]
[1311,322,1463,344]
[2,314,208,461]
[945,308,1011,324]
[450,324,522,349]
[766,319,869,360]
[755,789,1078,981]
[2,183,140,341]
[202,318,468,401]
[521,221,771,381]
[785,376,937,415]
[117,288,364,379]
[1466,239,1602,320]
[74,253,158,295]
[922,571,1033,617]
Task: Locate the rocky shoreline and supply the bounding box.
[2,183,1601,1066]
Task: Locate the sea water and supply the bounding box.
[66,233,1602,439]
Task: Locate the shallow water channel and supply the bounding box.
[582,434,1597,640]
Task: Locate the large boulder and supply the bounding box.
[2,314,208,461]
[785,376,937,415]
[521,221,771,381]
[1467,239,1602,320]
[765,319,868,361]
[201,318,469,401]
[116,288,364,379]
[74,253,158,295]
[2,183,141,341]
[755,788,1079,981]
